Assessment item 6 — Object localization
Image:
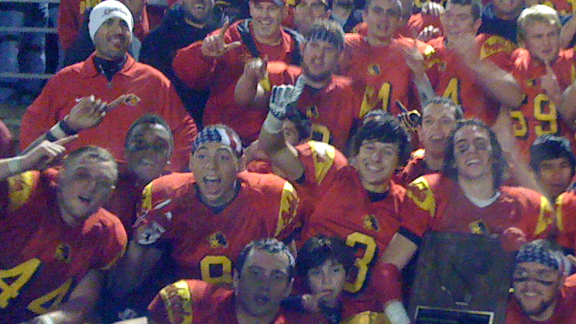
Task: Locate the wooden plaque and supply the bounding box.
[407,232,514,324]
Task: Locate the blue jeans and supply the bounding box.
[0,3,48,101]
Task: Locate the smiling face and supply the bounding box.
[354,140,400,192]
[306,259,347,308]
[190,142,240,207]
[182,0,214,22]
[249,0,286,43]
[234,248,293,317]
[523,21,560,64]
[125,123,172,184]
[453,125,494,182]
[301,39,340,83]
[513,262,563,321]
[58,154,117,226]
[420,103,458,160]
[93,17,131,60]
[536,157,573,199]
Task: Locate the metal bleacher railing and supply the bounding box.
[0,0,59,80]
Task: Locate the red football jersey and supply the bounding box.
[339,35,434,116]
[426,34,516,125]
[173,20,300,143]
[510,48,576,161]
[540,0,576,17]
[506,274,576,324]
[135,171,300,285]
[294,141,348,220]
[0,170,127,323]
[264,62,359,150]
[555,191,576,252]
[148,280,317,324]
[401,174,554,240]
[394,149,439,187]
[300,166,405,294]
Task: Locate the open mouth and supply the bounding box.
[204,176,222,191]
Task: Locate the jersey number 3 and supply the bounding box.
[345,232,378,293]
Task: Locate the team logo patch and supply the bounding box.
[469,220,489,235]
[55,243,72,263]
[526,79,536,87]
[208,232,228,249]
[306,106,320,119]
[363,215,380,232]
[367,64,381,75]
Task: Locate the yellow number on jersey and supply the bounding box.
[510,93,558,139]
[0,258,41,308]
[360,83,392,118]
[345,232,378,293]
[510,110,528,138]
[533,93,558,136]
[27,279,73,314]
[442,78,460,106]
[311,124,332,145]
[200,256,233,285]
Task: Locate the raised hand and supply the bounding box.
[269,75,306,120]
[66,95,108,132]
[417,25,442,43]
[24,136,77,170]
[396,100,422,133]
[243,56,269,82]
[403,42,426,77]
[201,20,242,58]
[540,62,562,104]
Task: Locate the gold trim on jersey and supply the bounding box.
[535,196,554,237]
[556,193,566,232]
[406,176,436,218]
[160,280,193,324]
[479,35,515,61]
[275,181,299,237]
[341,311,391,324]
[308,141,336,184]
[8,171,35,212]
[142,182,154,211]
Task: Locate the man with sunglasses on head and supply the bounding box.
[507,240,576,324]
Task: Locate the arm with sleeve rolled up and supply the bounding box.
[0,136,77,182]
[453,34,523,108]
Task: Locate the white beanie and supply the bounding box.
[88,0,134,42]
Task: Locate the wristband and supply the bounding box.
[47,119,77,141]
[385,301,410,324]
[37,315,56,324]
[262,111,284,134]
[7,158,21,174]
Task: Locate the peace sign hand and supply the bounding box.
[201,20,242,58]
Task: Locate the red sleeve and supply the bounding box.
[19,76,62,150]
[368,263,402,304]
[511,188,554,241]
[57,0,81,50]
[270,177,301,241]
[0,120,15,158]
[401,176,436,239]
[93,213,128,270]
[556,192,576,251]
[173,39,218,90]
[162,84,198,172]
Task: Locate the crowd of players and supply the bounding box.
[2,0,576,322]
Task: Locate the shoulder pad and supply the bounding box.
[160,280,193,324]
[275,181,299,237]
[8,171,36,212]
[308,141,336,184]
[406,176,436,218]
[480,35,516,60]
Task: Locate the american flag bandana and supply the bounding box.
[192,125,243,157]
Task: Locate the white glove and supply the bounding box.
[264,75,306,133]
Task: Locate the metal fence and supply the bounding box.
[0,0,59,80]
